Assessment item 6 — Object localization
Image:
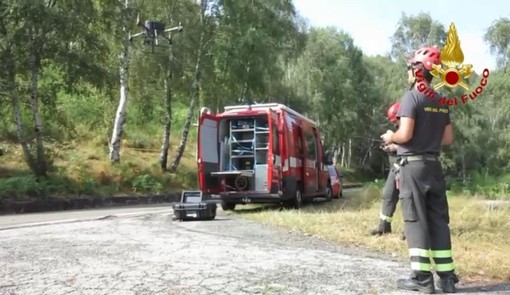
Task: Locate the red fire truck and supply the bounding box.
[197,103,333,210]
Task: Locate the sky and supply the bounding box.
[293,0,509,74]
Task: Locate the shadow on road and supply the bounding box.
[228,204,281,215]
[457,282,510,293]
[227,187,377,215]
[170,218,235,223]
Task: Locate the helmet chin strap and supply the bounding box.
[408,67,420,90]
[408,79,417,90]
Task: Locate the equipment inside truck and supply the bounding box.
[213,115,271,192]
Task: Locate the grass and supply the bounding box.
[233,186,510,283]
[0,135,198,200]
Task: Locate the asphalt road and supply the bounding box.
[1,195,509,294]
[0,204,172,230]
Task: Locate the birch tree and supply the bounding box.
[109,0,132,163]
[0,0,110,178]
[0,13,36,172]
[159,49,174,170]
[158,1,185,171]
[168,0,210,173]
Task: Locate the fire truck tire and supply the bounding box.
[325,184,333,202]
[292,189,303,209]
[221,202,236,211]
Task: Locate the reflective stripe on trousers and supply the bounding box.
[431,249,455,272]
[409,248,432,271]
[409,248,455,272]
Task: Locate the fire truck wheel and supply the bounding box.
[293,189,303,209]
[221,202,236,211]
[325,185,333,202]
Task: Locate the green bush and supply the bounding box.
[131,174,164,194]
[0,175,72,200]
[459,172,510,200]
[174,169,198,189]
[0,176,44,199]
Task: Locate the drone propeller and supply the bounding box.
[164,22,184,33]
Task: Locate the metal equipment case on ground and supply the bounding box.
[172,191,217,221]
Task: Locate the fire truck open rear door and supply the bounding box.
[197,113,221,194]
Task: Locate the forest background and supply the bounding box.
[1,0,510,201]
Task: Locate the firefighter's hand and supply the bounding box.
[382,143,398,152]
[381,130,394,144]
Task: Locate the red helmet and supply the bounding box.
[387,102,400,123]
[408,46,441,70]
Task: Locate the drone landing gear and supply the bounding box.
[143,37,172,53]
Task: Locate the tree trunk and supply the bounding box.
[340,143,346,167]
[461,145,466,182]
[11,93,35,171]
[29,37,47,177]
[169,31,204,173]
[109,5,130,163]
[241,62,251,104]
[332,146,340,166]
[3,43,36,172]
[347,138,352,168]
[159,0,179,171]
[360,141,372,168]
[160,70,173,171]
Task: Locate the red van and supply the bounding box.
[196,103,333,210]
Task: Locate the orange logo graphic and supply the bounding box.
[415,22,490,106]
[430,23,475,90]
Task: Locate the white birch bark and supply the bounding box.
[169,31,203,173]
[347,138,352,168]
[29,49,46,176]
[160,73,172,170]
[169,1,206,172]
[109,0,130,163]
[341,143,346,167]
[7,57,35,170]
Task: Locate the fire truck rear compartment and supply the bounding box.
[213,115,270,192]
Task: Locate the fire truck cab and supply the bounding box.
[197,103,333,210]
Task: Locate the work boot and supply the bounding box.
[370,219,392,236]
[397,272,435,294]
[436,274,459,293]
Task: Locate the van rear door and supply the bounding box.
[197,113,221,193]
[267,110,282,193]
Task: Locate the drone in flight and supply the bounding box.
[128,14,183,53]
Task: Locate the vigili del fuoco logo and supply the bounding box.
[415,22,490,106]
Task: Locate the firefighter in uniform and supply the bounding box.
[370,102,401,236]
[381,46,459,294]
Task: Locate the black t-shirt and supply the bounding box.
[396,86,451,156]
